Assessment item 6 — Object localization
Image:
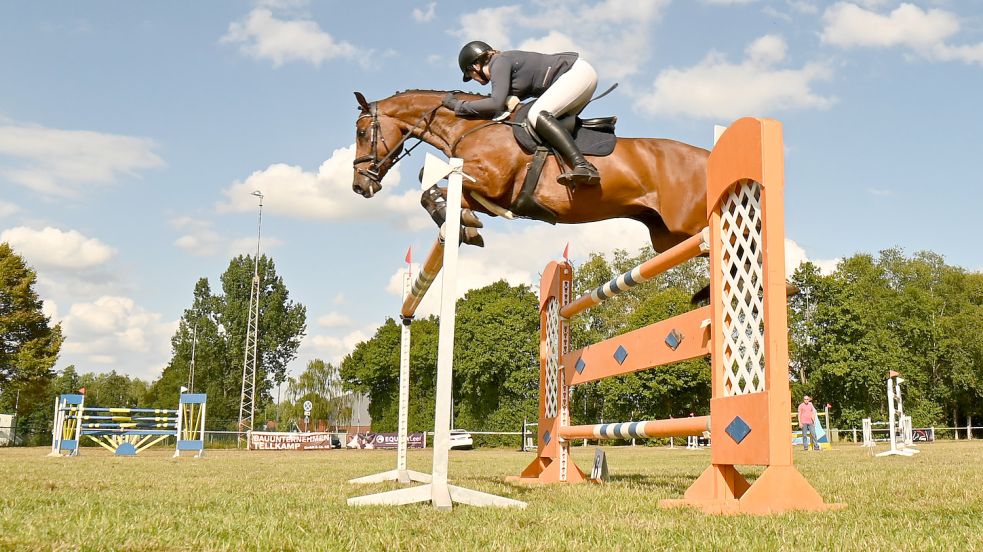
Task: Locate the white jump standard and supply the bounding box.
[347,153,525,510]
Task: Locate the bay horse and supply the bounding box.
[351,89,709,254]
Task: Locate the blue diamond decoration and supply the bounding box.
[665,329,684,351]
[543,430,551,445]
[614,346,628,365]
[575,358,586,374]
[725,416,752,444]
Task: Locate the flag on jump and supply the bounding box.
[405,247,412,265]
[562,242,570,261]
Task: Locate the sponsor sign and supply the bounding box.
[248,431,338,451]
[347,432,426,449]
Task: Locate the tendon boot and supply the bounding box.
[421,184,485,247]
[535,112,600,187]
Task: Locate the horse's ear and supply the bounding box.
[354,92,371,112]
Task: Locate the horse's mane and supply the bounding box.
[389,89,490,100]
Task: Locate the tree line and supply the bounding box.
[2,239,980,445]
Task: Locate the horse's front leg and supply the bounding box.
[420,183,485,247]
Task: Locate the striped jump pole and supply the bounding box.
[558,416,710,441]
[514,118,844,515]
[349,153,525,511]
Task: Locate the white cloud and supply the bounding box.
[221,8,363,67]
[0,226,115,270]
[386,217,652,317]
[635,35,835,120]
[317,311,354,328]
[218,144,428,230]
[822,3,959,49]
[455,6,522,52]
[302,327,374,365]
[0,119,163,197]
[0,201,19,217]
[455,1,670,79]
[60,296,176,379]
[702,0,756,4]
[412,2,436,22]
[170,217,224,257]
[821,3,983,65]
[785,238,840,275]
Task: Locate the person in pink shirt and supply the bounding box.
[797,395,820,451]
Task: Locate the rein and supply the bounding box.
[353,102,440,183]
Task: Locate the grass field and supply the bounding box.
[1,441,982,551]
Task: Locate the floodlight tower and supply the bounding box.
[237,190,264,447]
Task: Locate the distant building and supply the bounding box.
[345,392,371,434]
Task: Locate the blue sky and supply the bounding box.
[1,0,981,382]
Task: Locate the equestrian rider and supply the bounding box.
[442,41,601,187]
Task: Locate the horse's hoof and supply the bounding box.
[461,209,483,228]
[462,227,485,247]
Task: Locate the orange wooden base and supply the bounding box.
[507,456,588,485]
[658,464,846,515]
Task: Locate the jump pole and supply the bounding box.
[347,153,525,510]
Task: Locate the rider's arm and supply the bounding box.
[453,57,510,118]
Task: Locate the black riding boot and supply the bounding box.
[535,113,600,187]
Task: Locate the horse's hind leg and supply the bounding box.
[634,211,692,253]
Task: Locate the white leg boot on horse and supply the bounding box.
[534,112,600,188]
[421,183,484,247]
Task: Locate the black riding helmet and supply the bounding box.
[458,40,492,82]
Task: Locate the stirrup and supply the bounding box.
[558,165,600,188]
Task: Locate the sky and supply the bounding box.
[1,0,981,384]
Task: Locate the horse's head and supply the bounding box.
[351,91,408,198]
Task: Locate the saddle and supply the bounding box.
[510,102,618,156]
[507,102,618,223]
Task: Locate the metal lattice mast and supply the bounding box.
[238,191,264,446]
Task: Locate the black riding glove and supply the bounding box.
[441,93,459,111]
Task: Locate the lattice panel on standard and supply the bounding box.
[544,298,559,418]
[719,180,766,397]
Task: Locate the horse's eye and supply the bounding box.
[357,129,366,138]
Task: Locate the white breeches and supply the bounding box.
[527,59,598,129]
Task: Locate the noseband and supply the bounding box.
[353,102,439,184]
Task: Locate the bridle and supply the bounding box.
[353,102,439,184]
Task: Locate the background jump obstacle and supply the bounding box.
[513,118,845,515]
[865,371,920,457]
[49,389,207,457]
[347,153,526,510]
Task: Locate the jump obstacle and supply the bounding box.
[863,371,919,457]
[49,388,207,457]
[347,153,526,510]
[513,118,844,514]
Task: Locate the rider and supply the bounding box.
[442,41,601,187]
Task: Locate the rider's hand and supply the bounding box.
[441,93,459,111]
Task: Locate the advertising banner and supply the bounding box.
[347,432,426,449]
[248,431,339,450]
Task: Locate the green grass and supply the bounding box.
[1,441,982,551]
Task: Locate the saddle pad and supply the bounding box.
[511,103,617,157]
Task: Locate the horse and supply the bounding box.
[351,89,709,255]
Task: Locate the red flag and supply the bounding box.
[562,242,570,261]
[79,387,86,394]
[405,247,412,265]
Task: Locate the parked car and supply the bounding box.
[449,429,473,450]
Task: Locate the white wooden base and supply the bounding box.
[347,482,526,510]
[348,469,432,485]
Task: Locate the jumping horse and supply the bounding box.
[351,89,709,255]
